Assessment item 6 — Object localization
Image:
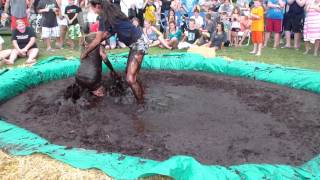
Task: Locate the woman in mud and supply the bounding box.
[80,0,148,104]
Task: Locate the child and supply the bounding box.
[249,0,264,56]
[178,19,201,49]
[230,7,241,47]
[65,0,82,49]
[199,13,215,45]
[239,15,251,46]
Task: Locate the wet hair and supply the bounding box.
[92,0,128,28]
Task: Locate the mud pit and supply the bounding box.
[1,71,320,166]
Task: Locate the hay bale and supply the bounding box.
[0,151,171,180]
[187,46,216,58]
[0,150,110,180]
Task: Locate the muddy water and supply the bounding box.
[1,71,320,166]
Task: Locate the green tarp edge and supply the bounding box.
[0,52,320,179]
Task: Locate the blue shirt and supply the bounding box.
[181,0,199,13]
[266,0,286,19]
[99,16,142,46]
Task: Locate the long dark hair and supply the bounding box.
[216,22,225,33]
[99,0,128,28]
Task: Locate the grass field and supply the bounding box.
[0,34,319,71]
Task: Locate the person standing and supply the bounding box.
[263,0,286,49]
[65,0,82,49]
[282,0,305,49]
[303,0,320,56]
[249,0,264,56]
[4,0,30,30]
[38,0,61,51]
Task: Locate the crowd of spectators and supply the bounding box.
[0,0,319,65]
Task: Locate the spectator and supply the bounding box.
[166,21,182,49]
[38,0,61,51]
[239,15,251,46]
[143,20,172,49]
[154,0,162,24]
[144,0,157,25]
[218,0,234,16]
[4,20,39,65]
[181,0,199,14]
[303,0,320,56]
[128,3,138,19]
[236,0,251,15]
[191,8,204,29]
[131,17,141,28]
[249,0,264,56]
[168,8,177,24]
[220,12,231,43]
[171,0,183,25]
[263,0,286,49]
[4,0,30,30]
[131,17,142,29]
[230,6,241,46]
[204,22,227,50]
[199,13,215,44]
[0,36,4,50]
[56,0,69,49]
[136,0,145,26]
[178,18,201,49]
[283,0,306,49]
[160,0,172,32]
[105,34,126,50]
[65,0,82,49]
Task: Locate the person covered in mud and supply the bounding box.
[80,0,149,104]
[65,32,119,101]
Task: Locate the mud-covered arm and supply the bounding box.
[80,31,111,60]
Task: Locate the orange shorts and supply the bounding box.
[252,31,264,44]
[11,16,29,30]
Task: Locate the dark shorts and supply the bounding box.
[231,28,240,32]
[283,14,304,33]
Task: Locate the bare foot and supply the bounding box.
[3,59,14,65]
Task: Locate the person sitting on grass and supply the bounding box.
[203,22,227,50]
[65,0,82,49]
[3,20,39,66]
[178,18,201,49]
[143,19,172,49]
[166,21,182,49]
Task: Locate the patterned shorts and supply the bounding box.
[68,24,82,40]
[129,34,149,54]
[41,26,60,38]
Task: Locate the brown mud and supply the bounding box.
[1,71,320,166]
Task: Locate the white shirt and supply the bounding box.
[191,15,204,29]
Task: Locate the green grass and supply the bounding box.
[0,34,319,71]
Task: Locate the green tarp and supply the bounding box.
[0,53,320,179]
